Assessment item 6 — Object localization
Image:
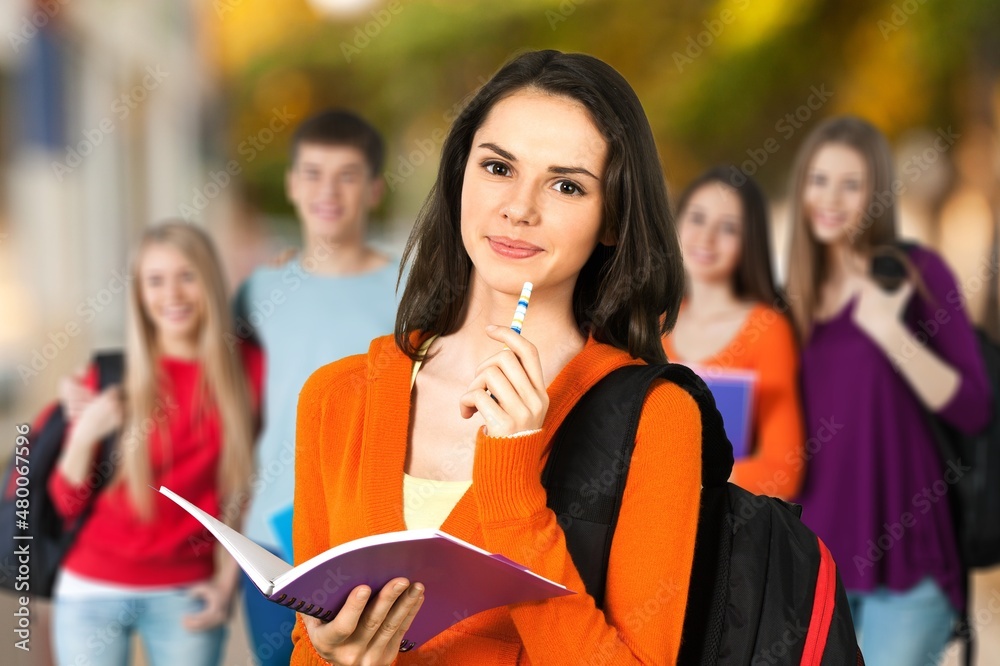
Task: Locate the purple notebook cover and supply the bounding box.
[158,487,573,651]
[272,532,573,649]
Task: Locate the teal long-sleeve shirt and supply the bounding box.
[233,256,400,555]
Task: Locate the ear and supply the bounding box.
[367,175,386,209]
[599,224,618,247]
[284,167,296,204]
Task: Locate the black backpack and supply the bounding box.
[876,241,1000,665]
[543,363,864,665]
[923,328,1000,571]
[0,351,123,598]
[912,328,1000,666]
[882,241,1000,570]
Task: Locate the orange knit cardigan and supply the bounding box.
[291,334,702,665]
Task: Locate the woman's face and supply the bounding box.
[678,182,744,286]
[138,243,205,347]
[803,143,869,245]
[460,88,608,298]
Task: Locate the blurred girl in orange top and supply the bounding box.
[663,167,805,499]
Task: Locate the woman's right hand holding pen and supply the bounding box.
[301,577,424,666]
[459,325,549,437]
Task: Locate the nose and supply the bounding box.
[317,176,340,202]
[500,181,540,226]
[821,182,842,207]
[165,277,183,302]
[691,221,716,247]
[161,280,181,307]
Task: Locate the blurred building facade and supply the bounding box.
[0,0,212,419]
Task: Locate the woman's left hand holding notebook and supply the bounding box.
[300,577,425,664]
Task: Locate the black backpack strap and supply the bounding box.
[883,243,978,664]
[659,363,734,488]
[543,362,734,607]
[23,350,124,597]
[54,350,124,518]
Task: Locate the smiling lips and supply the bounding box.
[813,211,845,229]
[161,305,194,323]
[311,204,344,221]
[687,248,717,265]
[488,236,543,259]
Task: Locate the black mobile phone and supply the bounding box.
[870,251,908,292]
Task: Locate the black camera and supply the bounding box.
[870,250,908,292]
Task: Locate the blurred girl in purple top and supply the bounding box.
[785,116,992,665]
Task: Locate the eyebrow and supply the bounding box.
[477,142,600,181]
[810,169,863,178]
[299,162,364,172]
[686,205,740,221]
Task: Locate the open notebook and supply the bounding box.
[158,486,573,650]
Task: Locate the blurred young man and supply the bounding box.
[232,109,399,665]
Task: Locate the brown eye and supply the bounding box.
[484,161,510,177]
[554,180,583,196]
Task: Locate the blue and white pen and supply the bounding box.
[510,282,533,334]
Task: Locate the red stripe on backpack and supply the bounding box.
[801,537,837,665]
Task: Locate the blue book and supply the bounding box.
[268,504,295,563]
[689,366,757,459]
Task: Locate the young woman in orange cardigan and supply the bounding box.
[291,50,702,665]
[662,168,805,499]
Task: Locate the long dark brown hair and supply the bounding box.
[676,166,783,308]
[785,116,898,339]
[394,50,684,364]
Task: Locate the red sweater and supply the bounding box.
[47,344,263,586]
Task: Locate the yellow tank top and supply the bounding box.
[404,336,472,530]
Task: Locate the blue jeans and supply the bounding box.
[241,546,295,666]
[846,577,957,666]
[53,587,226,666]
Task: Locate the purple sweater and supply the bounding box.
[796,245,992,611]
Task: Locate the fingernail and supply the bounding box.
[408,583,423,598]
[394,581,408,592]
[486,324,497,331]
[357,587,370,601]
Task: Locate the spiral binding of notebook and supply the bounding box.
[272,593,416,651]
